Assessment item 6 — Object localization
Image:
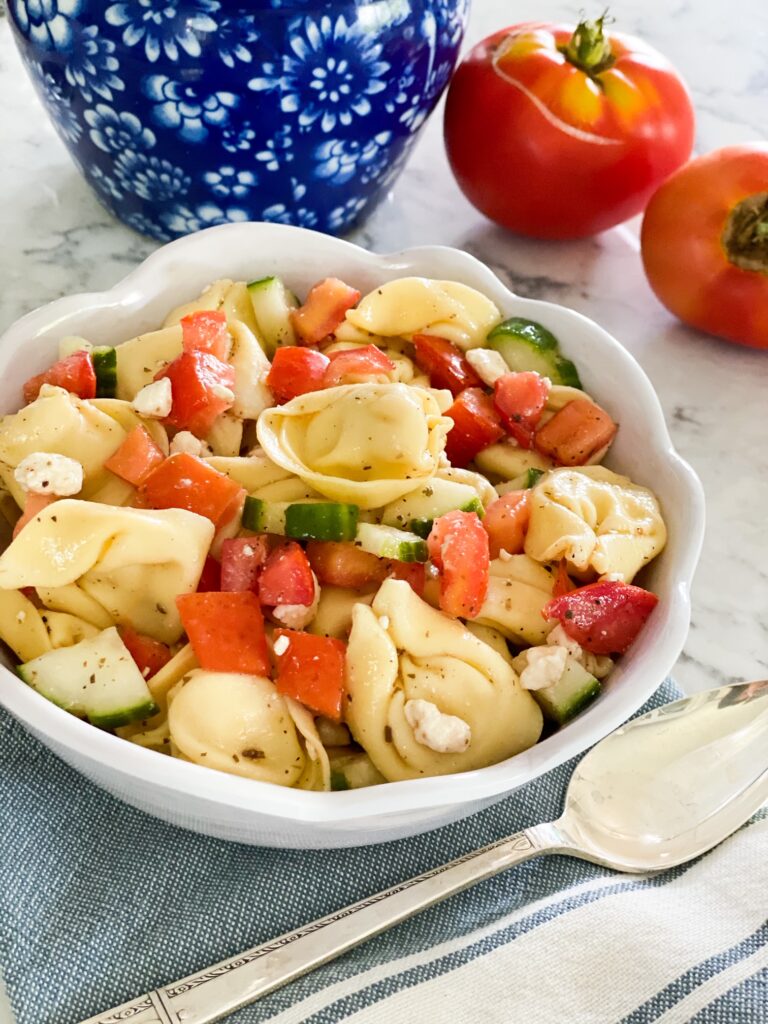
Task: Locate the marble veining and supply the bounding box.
[1,0,767,696]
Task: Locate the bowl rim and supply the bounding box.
[0,221,705,826]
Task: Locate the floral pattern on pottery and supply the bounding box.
[8,0,470,239]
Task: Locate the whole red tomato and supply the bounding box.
[444,16,695,239]
[641,145,768,349]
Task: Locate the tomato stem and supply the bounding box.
[560,11,616,77]
[722,192,768,274]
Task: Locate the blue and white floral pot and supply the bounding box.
[8,0,470,240]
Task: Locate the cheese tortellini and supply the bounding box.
[524,466,667,583]
[475,555,556,646]
[257,383,452,508]
[0,500,213,643]
[0,385,126,506]
[167,671,330,790]
[344,580,543,781]
[344,278,502,349]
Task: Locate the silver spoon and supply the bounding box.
[79,681,768,1024]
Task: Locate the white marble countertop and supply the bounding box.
[1,0,767,701]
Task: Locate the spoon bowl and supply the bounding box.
[80,681,768,1024]
[555,680,768,872]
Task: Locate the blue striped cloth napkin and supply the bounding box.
[1,679,766,1024]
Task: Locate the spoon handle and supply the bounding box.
[78,825,554,1024]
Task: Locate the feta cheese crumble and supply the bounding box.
[169,431,212,457]
[465,348,510,386]
[273,634,290,657]
[515,644,568,690]
[132,378,172,419]
[404,699,471,754]
[14,452,83,496]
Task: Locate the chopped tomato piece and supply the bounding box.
[118,625,172,679]
[266,347,330,403]
[197,555,221,592]
[306,541,389,590]
[156,350,235,438]
[291,277,361,345]
[259,541,315,607]
[444,388,505,467]
[180,309,229,359]
[23,350,97,405]
[138,452,244,528]
[483,490,530,558]
[534,399,617,466]
[12,493,55,538]
[427,510,489,619]
[104,426,165,486]
[552,559,575,597]
[273,629,347,721]
[220,536,269,593]
[322,345,396,387]
[176,591,270,675]
[387,560,426,597]
[411,334,481,396]
[494,372,551,448]
[542,580,659,654]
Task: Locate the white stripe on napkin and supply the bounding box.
[269,815,767,1024]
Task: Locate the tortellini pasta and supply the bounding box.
[0,385,126,506]
[344,278,502,349]
[114,325,183,401]
[524,466,667,583]
[0,500,213,643]
[475,555,556,646]
[167,671,329,790]
[344,579,543,781]
[257,383,452,508]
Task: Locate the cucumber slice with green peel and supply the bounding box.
[552,356,582,389]
[92,346,118,398]
[487,317,583,388]
[284,502,359,542]
[525,467,545,488]
[407,497,484,541]
[409,517,432,540]
[354,523,428,563]
[247,276,299,353]
[18,626,158,729]
[531,656,600,725]
[242,497,289,534]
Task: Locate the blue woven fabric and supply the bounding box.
[1,680,764,1024]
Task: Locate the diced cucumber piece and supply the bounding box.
[381,479,482,531]
[92,346,118,398]
[18,626,158,729]
[406,496,483,540]
[525,467,545,488]
[532,656,600,725]
[409,517,432,540]
[58,336,92,359]
[487,317,582,388]
[354,523,428,563]
[242,497,288,534]
[247,276,299,353]
[329,750,386,789]
[284,502,359,542]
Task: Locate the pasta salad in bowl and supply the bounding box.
[0,223,703,847]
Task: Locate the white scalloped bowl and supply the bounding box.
[0,222,704,849]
